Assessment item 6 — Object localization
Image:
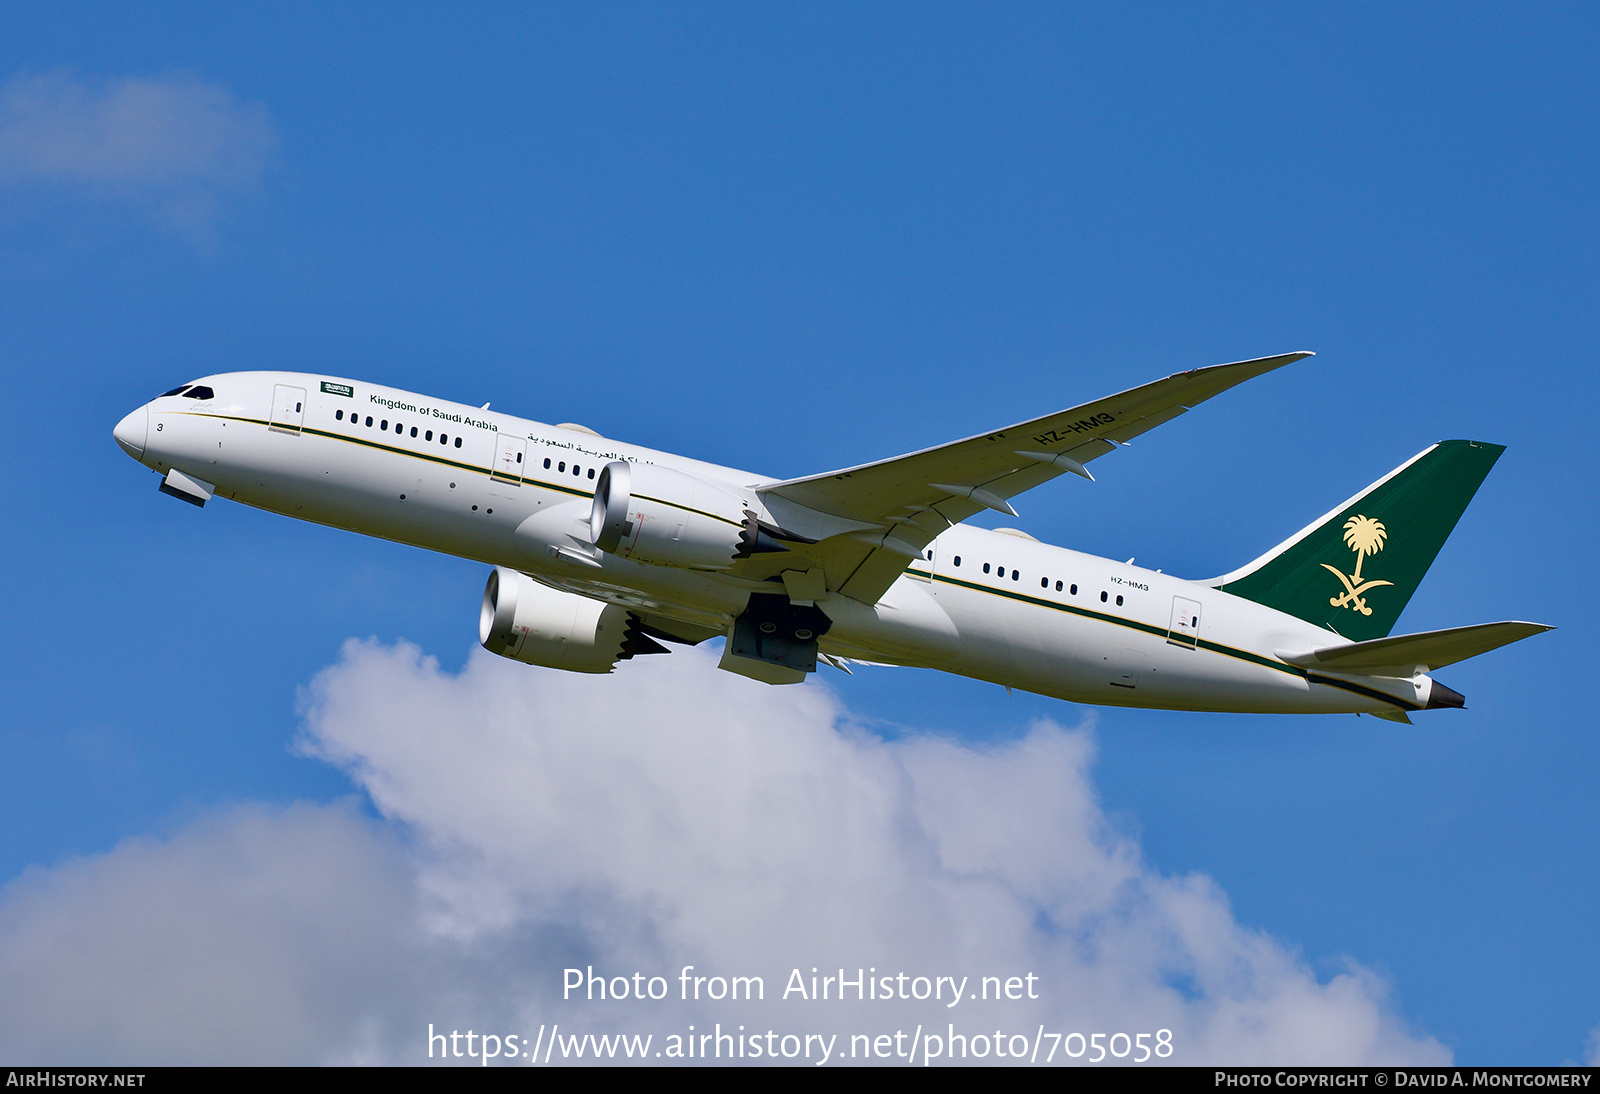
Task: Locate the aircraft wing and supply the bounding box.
[743,351,1314,604]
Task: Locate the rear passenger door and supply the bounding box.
[1168,596,1201,648]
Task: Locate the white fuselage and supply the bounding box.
[114,372,1437,716]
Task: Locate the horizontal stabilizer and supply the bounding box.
[1280,621,1552,677]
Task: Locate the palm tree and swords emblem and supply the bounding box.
[1320,514,1394,616]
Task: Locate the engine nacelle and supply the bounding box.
[591,461,784,570]
[479,567,665,673]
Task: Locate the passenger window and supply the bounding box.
[516,453,522,463]
[1041,578,1047,588]
[1012,571,1019,581]
[574,464,581,475]
[441,434,449,445]
[1100,591,1108,603]
[587,468,594,478]
[159,385,190,398]
[426,430,433,441]
[381,420,388,430]
[411,427,418,437]
[543,458,551,469]
[559,462,566,472]
[1055,580,1063,592]
[295,402,301,412]
[954,556,961,567]
[454,437,462,448]
[1116,595,1124,607]
[1070,584,1077,595]
[982,563,990,574]
[365,416,373,427]
[335,410,343,420]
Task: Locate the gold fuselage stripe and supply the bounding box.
[180,411,1417,711]
[925,571,1420,711]
[182,412,741,524]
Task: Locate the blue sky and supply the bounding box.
[0,4,1595,1065]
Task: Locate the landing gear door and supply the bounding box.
[269,385,306,434]
[491,435,527,484]
[1168,596,1201,648]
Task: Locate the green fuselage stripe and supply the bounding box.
[926,572,1419,710]
[191,412,596,500]
[207,416,747,526]
[181,413,1417,711]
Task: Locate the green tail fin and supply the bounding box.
[1208,440,1504,640]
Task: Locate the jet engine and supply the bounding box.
[479,567,667,673]
[589,461,791,570]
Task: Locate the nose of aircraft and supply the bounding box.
[113,404,149,460]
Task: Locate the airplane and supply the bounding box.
[111,352,1550,721]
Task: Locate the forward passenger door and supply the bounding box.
[269,385,306,434]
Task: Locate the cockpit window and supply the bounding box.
[159,385,191,398]
[182,386,215,400]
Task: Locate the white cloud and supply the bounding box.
[0,641,1449,1065]
[1585,1023,1600,1067]
[0,803,421,1064]
[0,69,278,229]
